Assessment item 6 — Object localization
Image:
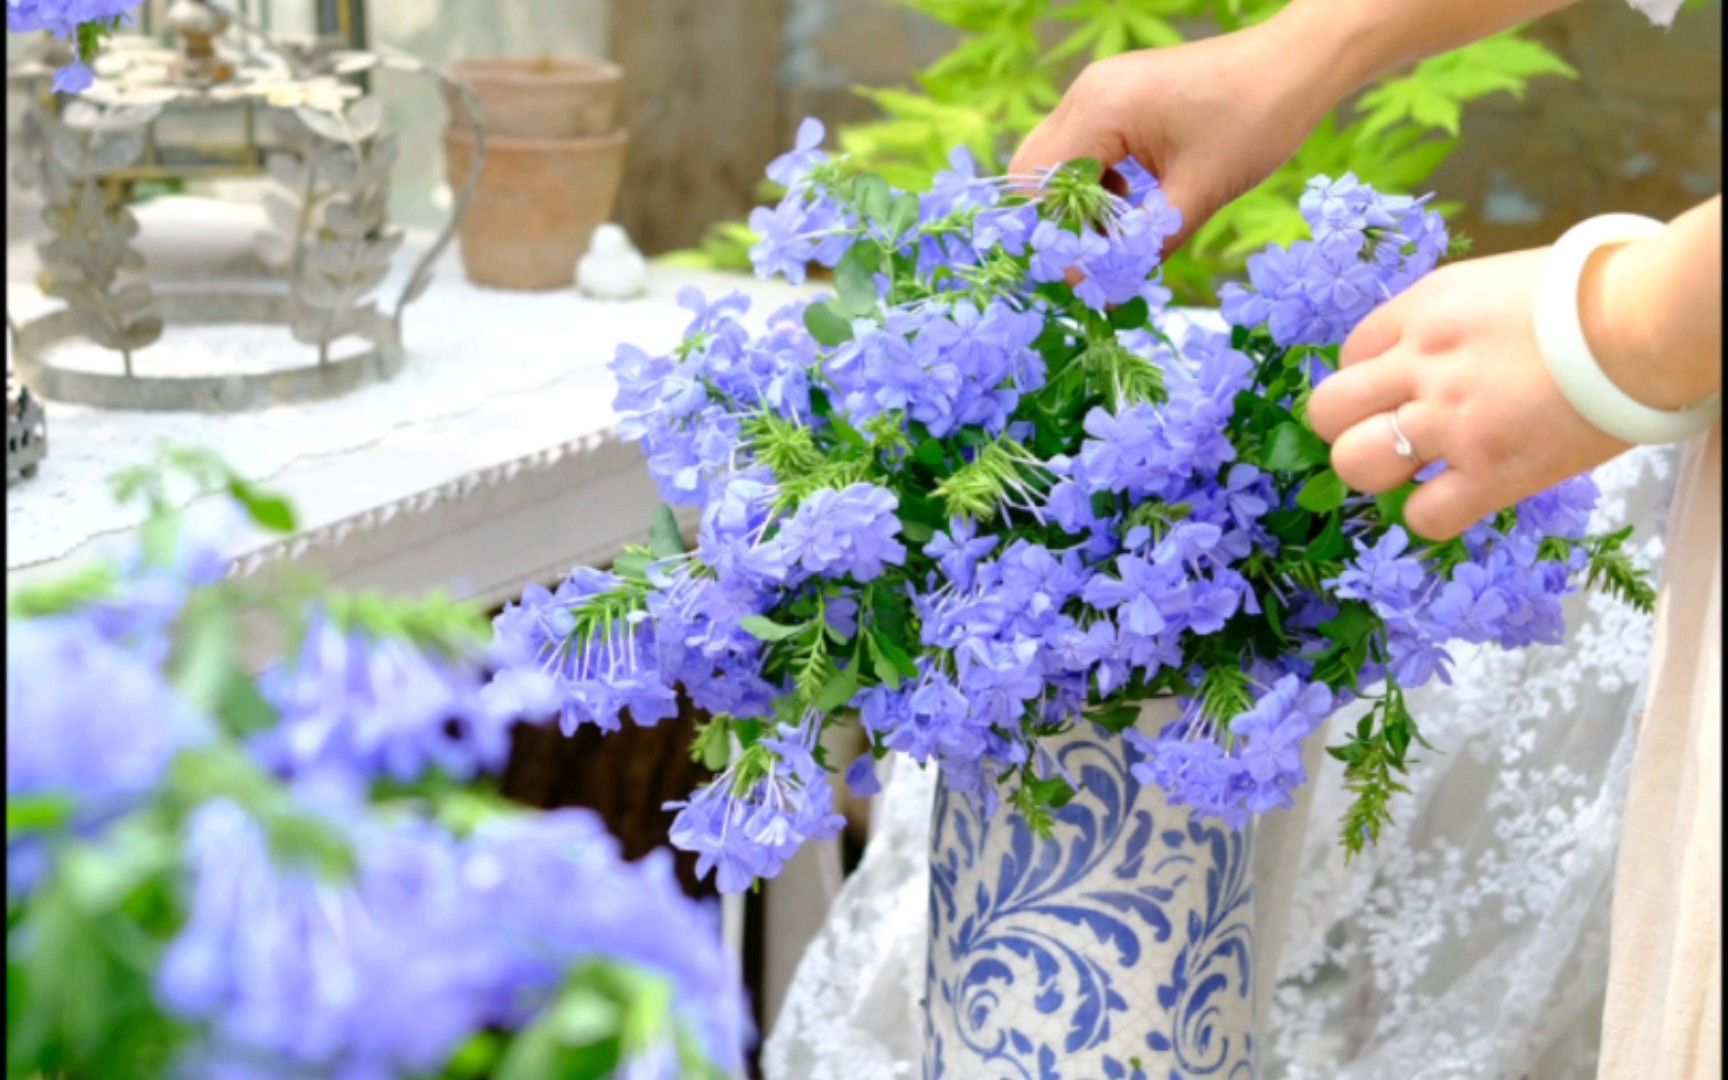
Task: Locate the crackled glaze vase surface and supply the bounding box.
[923,700,1257,1080]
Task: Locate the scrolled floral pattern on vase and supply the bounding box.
[924,699,1255,1080]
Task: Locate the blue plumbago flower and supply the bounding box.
[1221,174,1448,346]
[666,716,846,894]
[764,482,906,584]
[7,611,212,892]
[251,608,557,786]
[491,568,680,735]
[1128,675,1332,823]
[488,120,1640,884]
[159,800,751,1079]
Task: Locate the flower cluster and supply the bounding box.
[7,466,752,1080]
[1220,173,1449,348]
[160,799,749,1080]
[490,119,1647,888]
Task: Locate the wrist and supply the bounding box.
[1262,0,1408,108]
[1578,238,1723,412]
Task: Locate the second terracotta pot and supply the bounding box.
[443,127,628,291]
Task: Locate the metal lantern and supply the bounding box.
[3,1,485,413]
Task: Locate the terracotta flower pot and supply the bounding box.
[443,127,629,291]
[442,57,622,140]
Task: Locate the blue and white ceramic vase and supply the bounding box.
[923,699,1257,1080]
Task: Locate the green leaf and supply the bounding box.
[888,194,921,239]
[1306,513,1347,563]
[1027,775,1077,809]
[7,561,120,618]
[611,550,652,583]
[1107,295,1149,331]
[868,628,919,682]
[1086,703,1142,734]
[214,669,281,739]
[739,615,805,642]
[1319,601,1377,651]
[900,519,936,544]
[227,478,298,533]
[803,300,855,346]
[648,503,686,560]
[835,242,882,317]
[856,173,895,222]
[1296,469,1348,514]
[1260,422,1333,473]
[7,794,74,836]
[1374,482,1418,530]
[171,601,234,715]
[1263,589,1285,642]
[1264,507,1311,544]
[813,662,862,712]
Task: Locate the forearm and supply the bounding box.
[1579,197,1724,412]
[1260,0,1581,112]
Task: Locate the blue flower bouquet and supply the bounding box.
[490,119,1652,901]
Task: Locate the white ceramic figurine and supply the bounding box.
[576,223,648,300]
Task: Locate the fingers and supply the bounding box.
[1329,400,1437,495]
[1401,467,1495,542]
[1306,347,1421,444]
[1008,110,1129,195]
[1339,300,1403,368]
[1151,175,1212,259]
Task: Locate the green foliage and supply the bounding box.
[675,0,1575,302]
[1581,525,1658,615]
[492,962,726,1080]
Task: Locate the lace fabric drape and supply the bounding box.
[763,444,1676,1080]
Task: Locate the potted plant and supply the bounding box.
[441,53,628,290]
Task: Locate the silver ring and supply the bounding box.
[1389,407,1423,465]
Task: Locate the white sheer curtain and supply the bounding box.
[763,443,1677,1080]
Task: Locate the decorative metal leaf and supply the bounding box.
[71,306,120,349]
[346,97,384,142]
[110,282,155,314]
[262,191,303,234]
[88,132,146,174]
[366,134,401,180]
[331,51,380,75]
[289,311,326,345]
[294,106,350,143]
[45,125,87,176]
[265,151,305,191]
[323,199,380,238]
[253,229,296,269]
[116,315,164,351]
[345,259,392,297]
[314,146,362,188]
[59,102,104,130]
[295,274,346,309]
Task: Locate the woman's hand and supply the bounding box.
[1311,195,1721,543]
[1007,17,1350,255]
[1307,248,1631,541]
